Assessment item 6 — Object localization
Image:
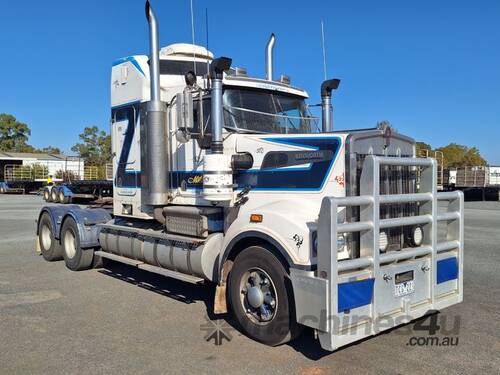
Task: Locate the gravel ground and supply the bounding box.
[0,195,499,375]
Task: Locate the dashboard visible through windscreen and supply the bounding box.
[222,87,317,134]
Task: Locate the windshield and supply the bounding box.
[222,87,318,134]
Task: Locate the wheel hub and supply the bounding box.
[240,268,278,324]
[40,224,52,250]
[247,286,264,308]
[64,229,77,259]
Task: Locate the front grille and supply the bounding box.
[355,154,419,251]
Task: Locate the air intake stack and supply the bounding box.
[202,57,233,203]
[321,78,340,132]
[142,0,169,206]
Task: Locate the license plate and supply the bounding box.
[395,280,414,297]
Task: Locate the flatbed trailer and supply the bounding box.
[42,180,113,204]
[444,166,500,201]
[0,180,44,194]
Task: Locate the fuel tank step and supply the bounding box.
[94,251,205,284]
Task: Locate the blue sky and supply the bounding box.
[1,0,499,163]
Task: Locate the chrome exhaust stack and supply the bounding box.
[321,78,340,132]
[142,0,169,206]
[265,33,275,81]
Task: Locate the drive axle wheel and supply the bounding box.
[61,218,94,271]
[38,213,63,261]
[43,189,50,201]
[228,246,302,346]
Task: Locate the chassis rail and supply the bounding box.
[291,155,464,351]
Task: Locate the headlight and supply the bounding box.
[337,234,346,252]
[312,231,318,257]
[311,232,348,256]
[410,226,424,247]
[379,231,389,252]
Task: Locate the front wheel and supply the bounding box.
[228,246,302,346]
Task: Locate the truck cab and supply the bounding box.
[37,1,464,352]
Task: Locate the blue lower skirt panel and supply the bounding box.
[338,278,375,312]
[437,257,459,284]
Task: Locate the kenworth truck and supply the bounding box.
[35,1,464,351]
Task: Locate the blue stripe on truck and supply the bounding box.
[338,278,375,312]
[437,257,459,284]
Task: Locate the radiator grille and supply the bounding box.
[356,154,419,251]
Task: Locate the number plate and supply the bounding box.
[395,280,414,297]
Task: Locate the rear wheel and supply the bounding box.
[0,186,5,194]
[43,188,51,201]
[58,190,70,204]
[228,246,302,346]
[51,188,59,203]
[61,218,94,271]
[38,213,63,261]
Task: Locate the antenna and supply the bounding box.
[205,7,210,80]
[321,20,327,80]
[189,0,197,75]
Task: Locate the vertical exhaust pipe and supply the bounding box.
[321,78,340,132]
[265,33,275,81]
[143,0,169,206]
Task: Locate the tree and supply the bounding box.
[71,126,112,166]
[38,146,61,154]
[436,143,487,168]
[416,142,432,157]
[0,113,33,152]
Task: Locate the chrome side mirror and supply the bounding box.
[175,90,194,143]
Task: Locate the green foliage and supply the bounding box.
[436,143,487,168]
[71,126,112,166]
[417,140,487,168]
[38,146,61,154]
[0,113,32,152]
[416,142,432,157]
[0,114,64,154]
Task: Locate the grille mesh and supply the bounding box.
[356,154,419,251]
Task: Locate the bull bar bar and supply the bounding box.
[290,155,464,351]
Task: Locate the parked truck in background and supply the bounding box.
[444,166,500,200]
[0,153,113,203]
[34,1,464,351]
[42,164,113,204]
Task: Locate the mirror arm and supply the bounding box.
[198,88,204,139]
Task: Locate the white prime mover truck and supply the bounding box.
[35,1,464,351]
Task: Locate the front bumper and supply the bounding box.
[290,156,464,351]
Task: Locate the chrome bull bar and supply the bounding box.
[290,155,464,351]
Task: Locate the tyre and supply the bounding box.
[0,186,5,194]
[61,218,94,271]
[58,190,70,204]
[38,213,63,261]
[51,188,59,203]
[227,246,302,346]
[43,188,51,202]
